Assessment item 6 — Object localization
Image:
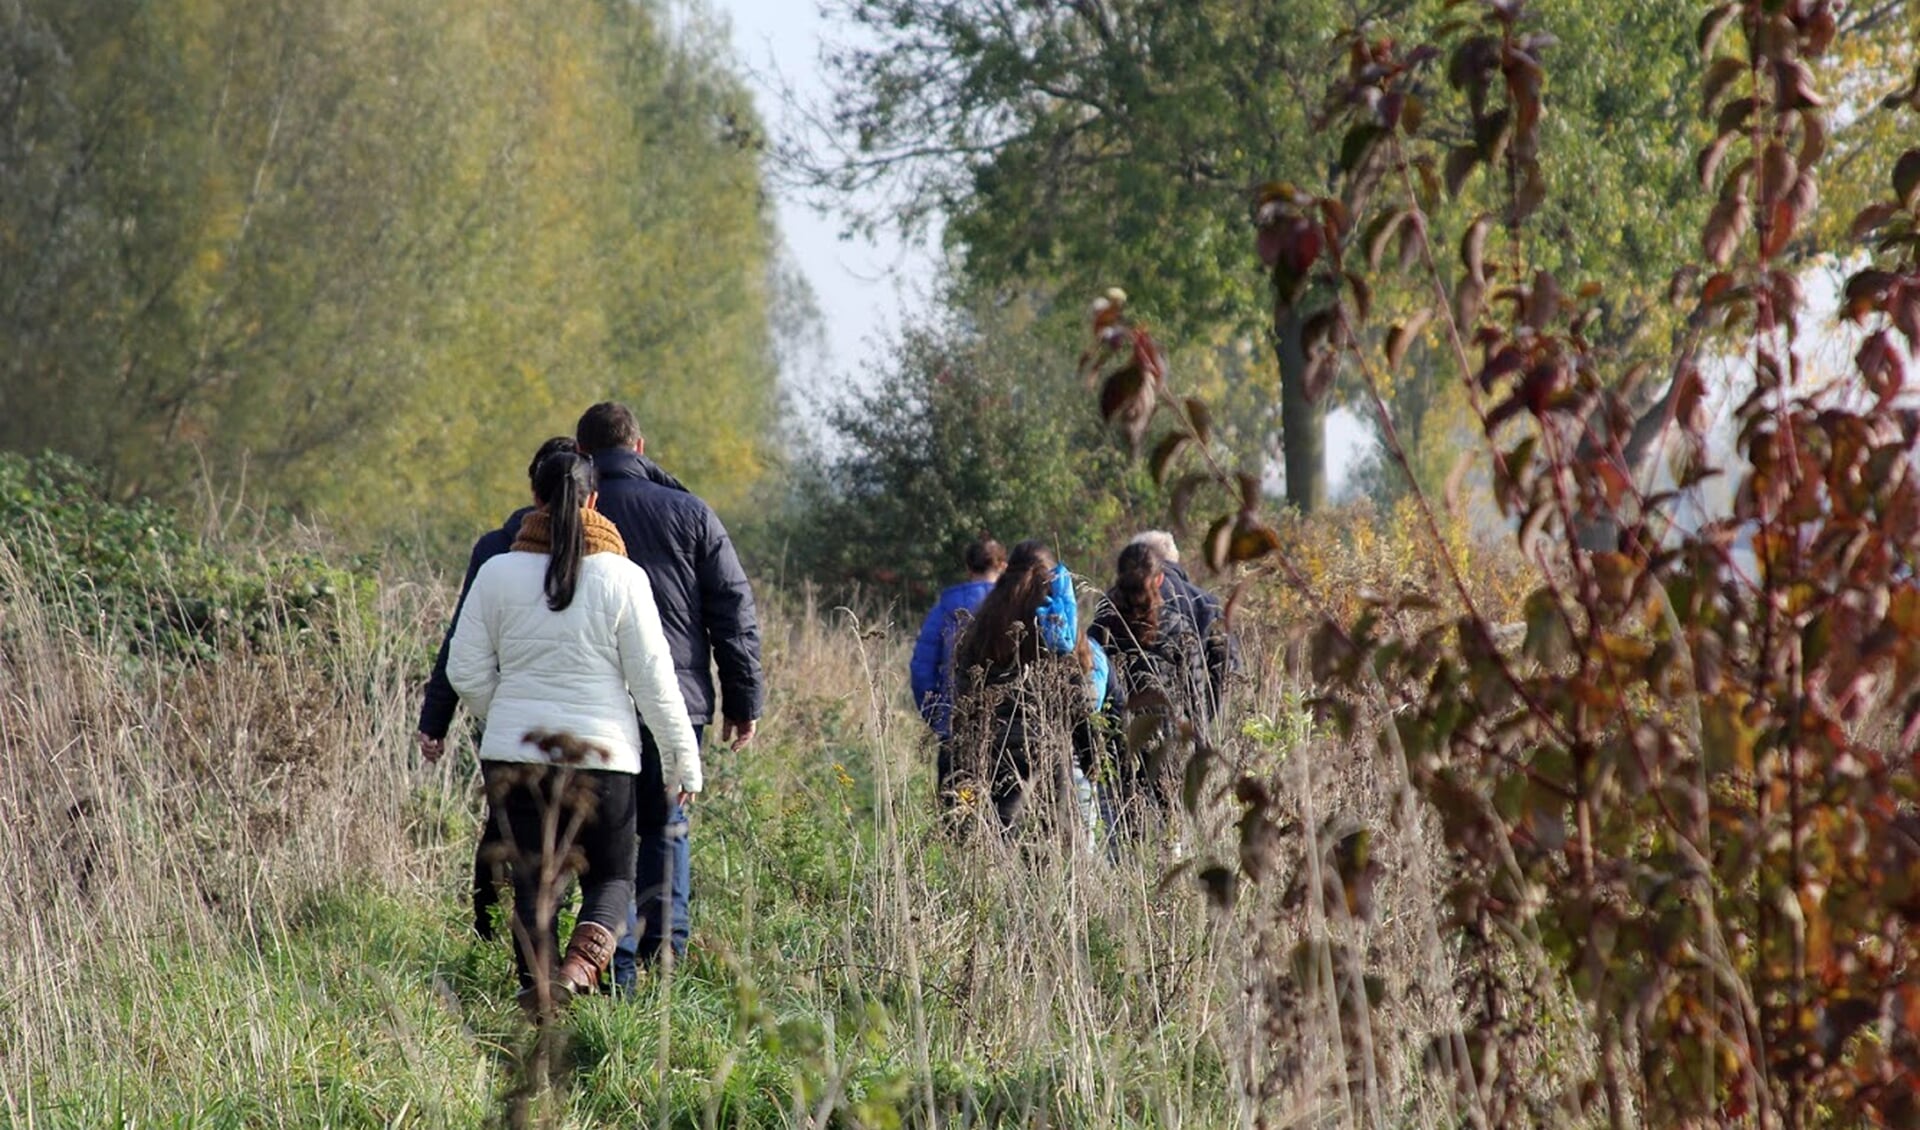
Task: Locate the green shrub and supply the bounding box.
[761,307,1150,598]
[0,451,375,660]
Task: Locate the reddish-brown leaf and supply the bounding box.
[1703,195,1750,267]
[1345,271,1373,323]
[1774,59,1824,111]
[1893,285,1920,350]
[1148,431,1191,485]
[1716,96,1757,139]
[1673,362,1707,433]
[1768,267,1804,316]
[1696,4,1736,54]
[1238,471,1262,512]
[1386,310,1432,371]
[1858,331,1906,404]
[1851,203,1902,241]
[1787,171,1818,229]
[1444,145,1479,198]
[1365,209,1410,272]
[1799,109,1827,168]
[1701,271,1736,308]
[1099,362,1146,422]
[1100,363,1155,452]
[1697,133,1735,191]
[1759,143,1796,206]
[1204,514,1234,573]
[1184,397,1213,446]
[1477,344,1526,391]
[1461,215,1492,281]
[1227,513,1283,564]
[1805,3,1837,55]
[1455,273,1487,330]
[1843,270,1897,322]
[1135,326,1169,386]
[1379,90,1407,132]
[1256,223,1286,269]
[1319,197,1352,238]
[1301,308,1340,356]
[1761,199,1795,259]
[1168,473,1209,535]
[1398,216,1427,271]
[1512,163,1547,226]
[1523,270,1561,330]
[1700,56,1747,119]
[1896,149,1920,210]
[1302,352,1337,405]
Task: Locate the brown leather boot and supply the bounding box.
[556,921,617,1000]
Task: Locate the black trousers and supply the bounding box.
[479,762,637,989]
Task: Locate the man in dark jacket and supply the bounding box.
[415,436,689,940]
[1129,530,1237,716]
[574,401,764,988]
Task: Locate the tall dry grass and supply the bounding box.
[0,540,478,1122]
[0,522,1572,1126]
[745,580,1540,1127]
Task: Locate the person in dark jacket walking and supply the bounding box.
[573,401,764,989]
[1089,541,1211,833]
[1128,530,1237,716]
[909,538,1005,794]
[417,435,690,937]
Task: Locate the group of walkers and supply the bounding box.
[910,532,1234,848]
[416,404,1231,1009]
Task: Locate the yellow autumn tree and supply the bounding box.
[0,0,789,544]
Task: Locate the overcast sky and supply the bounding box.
[704,0,935,405]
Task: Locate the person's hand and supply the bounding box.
[720,716,757,751]
[676,789,695,807]
[415,732,445,763]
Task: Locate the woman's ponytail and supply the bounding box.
[1112,542,1163,645]
[531,452,598,611]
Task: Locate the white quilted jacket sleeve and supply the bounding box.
[445,564,501,724]
[613,563,704,794]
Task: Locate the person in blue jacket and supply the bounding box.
[910,538,1005,789]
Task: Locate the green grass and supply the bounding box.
[2,676,1242,1128]
[8,887,495,1127]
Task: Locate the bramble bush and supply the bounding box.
[0,451,374,660]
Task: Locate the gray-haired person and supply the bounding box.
[1127,531,1237,716]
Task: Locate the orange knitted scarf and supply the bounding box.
[510,508,627,557]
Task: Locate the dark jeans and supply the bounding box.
[479,761,637,992]
[612,723,700,990]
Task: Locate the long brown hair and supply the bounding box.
[1110,541,1164,645]
[954,539,1057,674]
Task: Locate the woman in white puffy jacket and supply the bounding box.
[448,451,702,1005]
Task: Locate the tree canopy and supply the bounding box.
[817,0,1918,509]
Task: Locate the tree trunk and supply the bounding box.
[1274,305,1327,514]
